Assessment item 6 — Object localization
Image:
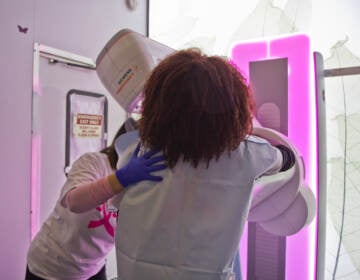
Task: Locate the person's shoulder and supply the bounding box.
[62,152,111,190]
[241,135,278,163]
[75,152,106,163]
[71,152,110,171]
[245,135,270,145]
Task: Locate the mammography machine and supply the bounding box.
[96,29,323,280]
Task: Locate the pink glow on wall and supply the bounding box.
[31,48,42,240]
[30,135,41,239]
[230,34,318,280]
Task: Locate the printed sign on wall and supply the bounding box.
[73,113,103,138]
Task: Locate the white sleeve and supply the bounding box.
[62,177,116,213]
[263,148,283,175]
[59,152,113,203]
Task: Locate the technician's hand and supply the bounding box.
[115,142,166,188]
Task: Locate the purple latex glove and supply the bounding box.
[115,142,166,188]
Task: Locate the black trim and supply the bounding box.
[276,144,296,171]
[146,0,149,37]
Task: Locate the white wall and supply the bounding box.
[0,1,148,279]
[0,0,35,278]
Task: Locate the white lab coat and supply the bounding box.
[111,135,282,280]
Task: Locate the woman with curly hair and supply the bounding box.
[112,48,295,280]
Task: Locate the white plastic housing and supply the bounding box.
[96,29,175,112]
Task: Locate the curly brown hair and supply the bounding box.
[139,48,255,168]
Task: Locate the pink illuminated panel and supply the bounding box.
[230,34,317,280]
[31,135,41,239]
[31,53,42,240]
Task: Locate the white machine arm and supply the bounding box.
[248,125,316,236]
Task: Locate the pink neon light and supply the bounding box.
[230,34,318,280]
[31,135,41,239]
[231,41,267,84]
[31,63,42,240]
